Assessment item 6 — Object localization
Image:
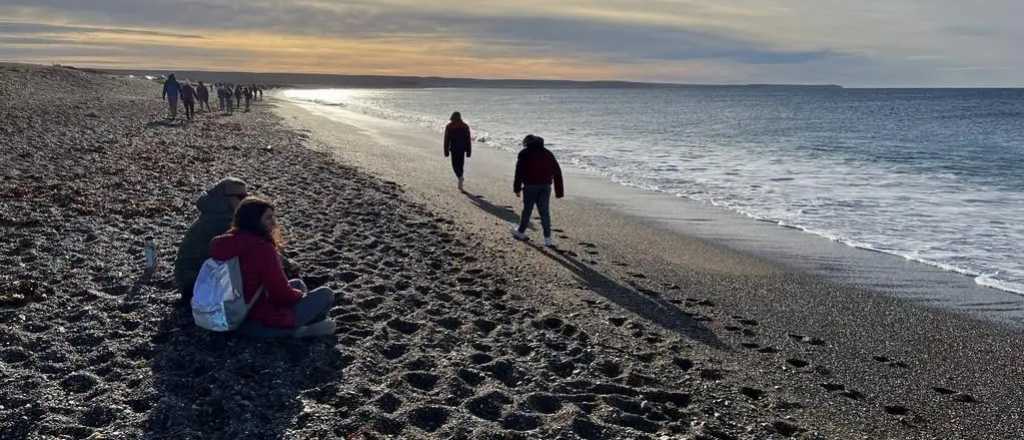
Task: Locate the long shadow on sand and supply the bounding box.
[464,191,727,349]
[143,297,347,439]
[463,191,534,231]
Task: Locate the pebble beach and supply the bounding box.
[2,64,1022,440]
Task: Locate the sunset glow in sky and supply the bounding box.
[1,0,1020,86]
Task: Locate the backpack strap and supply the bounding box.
[227,257,265,309]
[247,285,266,307]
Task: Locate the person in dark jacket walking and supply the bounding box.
[512,134,564,247]
[180,82,196,121]
[443,111,472,190]
[161,73,180,119]
[196,81,210,112]
[223,84,233,114]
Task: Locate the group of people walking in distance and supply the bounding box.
[161,73,265,121]
[171,106,563,338]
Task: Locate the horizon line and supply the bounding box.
[16,61,1024,89]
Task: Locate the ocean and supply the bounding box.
[283,87,1024,296]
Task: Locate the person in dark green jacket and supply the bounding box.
[174,177,249,302]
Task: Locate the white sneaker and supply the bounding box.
[293,320,336,338]
[511,227,528,241]
[544,236,556,248]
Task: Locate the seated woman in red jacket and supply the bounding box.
[209,197,335,337]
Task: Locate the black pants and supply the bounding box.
[450,150,466,178]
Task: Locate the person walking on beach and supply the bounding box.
[180,82,196,121]
[174,178,249,302]
[196,81,210,112]
[234,84,243,109]
[512,134,564,247]
[224,85,234,114]
[161,73,180,119]
[443,111,472,190]
[208,197,336,338]
[243,86,252,112]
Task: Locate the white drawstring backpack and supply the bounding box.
[191,257,264,331]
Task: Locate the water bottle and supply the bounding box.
[144,237,157,270]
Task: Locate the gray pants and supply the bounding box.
[518,184,552,237]
[238,279,334,338]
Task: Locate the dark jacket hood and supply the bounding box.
[196,177,247,217]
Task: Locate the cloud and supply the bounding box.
[0,21,203,39]
[0,1,835,65]
[446,15,837,65]
[0,1,1020,86]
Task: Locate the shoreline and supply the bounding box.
[2,64,1022,439]
[275,93,1024,327]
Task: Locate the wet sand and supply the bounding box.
[1,64,1022,439]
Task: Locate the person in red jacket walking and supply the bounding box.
[209,197,335,337]
[443,111,472,191]
[512,134,564,247]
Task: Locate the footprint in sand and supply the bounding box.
[472,319,498,334]
[457,368,486,387]
[434,316,462,331]
[372,415,405,436]
[503,412,542,431]
[788,333,826,346]
[386,318,421,335]
[785,358,809,368]
[933,387,978,403]
[593,359,624,379]
[699,368,724,381]
[524,393,563,414]
[739,386,767,400]
[381,343,408,360]
[883,405,910,416]
[548,358,576,378]
[406,406,450,432]
[402,371,440,392]
[466,390,512,421]
[872,355,910,369]
[469,352,494,365]
[375,392,402,413]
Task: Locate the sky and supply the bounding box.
[0,0,1020,87]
